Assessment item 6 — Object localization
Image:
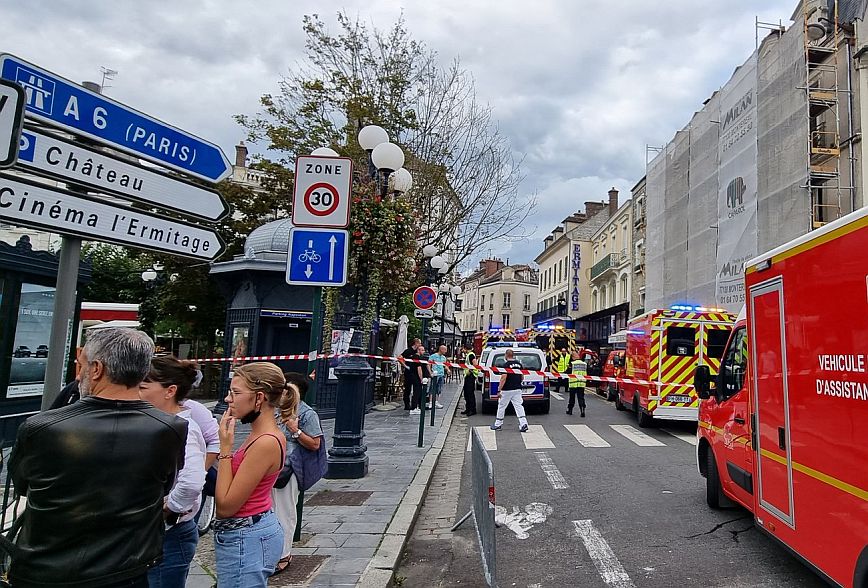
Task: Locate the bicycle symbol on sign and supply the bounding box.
[298,249,321,263]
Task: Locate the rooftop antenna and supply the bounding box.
[100,66,118,90]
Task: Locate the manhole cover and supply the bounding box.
[305,490,373,507]
[268,555,328,586]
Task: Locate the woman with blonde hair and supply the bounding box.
[214,362,289,587]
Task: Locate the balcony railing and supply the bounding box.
[531,304,568,325]
[590,252,622,280]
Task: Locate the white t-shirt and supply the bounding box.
[167,408,207,524]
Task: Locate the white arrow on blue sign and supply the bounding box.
[286,227,349,287]
[0,54,231,183]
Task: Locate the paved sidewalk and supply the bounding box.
[188,380,463,587]
[392,414,486,587]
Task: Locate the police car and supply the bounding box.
[477,342,550,414]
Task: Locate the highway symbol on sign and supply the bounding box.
[0,173,225,260]
[413,286,437,310]
[292,155,353,228]
[286,227,349,287]
[16,127,230,221]
[0,54,232,183]
[0,79,25,169]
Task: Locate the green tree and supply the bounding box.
[81,244,151,304]
[237,12,534,274]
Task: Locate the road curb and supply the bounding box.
[357,382,464,587]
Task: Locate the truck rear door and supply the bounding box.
[749,277,794,527]
[657,320,699,409]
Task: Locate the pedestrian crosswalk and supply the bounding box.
[466,423,692,451]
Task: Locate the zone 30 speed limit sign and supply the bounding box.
[292,155,353,228]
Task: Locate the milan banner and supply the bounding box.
[716,52,758,309]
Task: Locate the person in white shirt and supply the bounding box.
[182,396,220,468]
[139,356,207,588]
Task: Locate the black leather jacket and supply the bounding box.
[8,396,187,587]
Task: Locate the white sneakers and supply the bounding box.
[435,402,444,409]
[409,408,421,415]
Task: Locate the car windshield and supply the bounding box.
[493,353,542,370]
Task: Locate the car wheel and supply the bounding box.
[705,448,727,509]
[606,385,618,402]
[614,390,625,411]
[635,398,653,428]
[539,398,550,414]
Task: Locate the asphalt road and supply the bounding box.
[453,389,827,588]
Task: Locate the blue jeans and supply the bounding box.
[429,375,444,397]
[147,519,198,588]
[214,510,283,588]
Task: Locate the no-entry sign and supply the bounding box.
[292,155,353,228]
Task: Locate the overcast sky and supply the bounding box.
[1,1,797,268]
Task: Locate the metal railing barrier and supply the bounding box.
[452,427,497,587]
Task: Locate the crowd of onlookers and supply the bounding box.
[5,327,325,588]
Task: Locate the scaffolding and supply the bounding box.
[803,0,848,227]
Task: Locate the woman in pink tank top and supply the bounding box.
[214,362,290,587]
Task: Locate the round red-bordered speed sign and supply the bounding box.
[304,182,340,217]
[413,286,437,310]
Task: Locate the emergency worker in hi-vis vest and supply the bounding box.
[567,350,587,417]
[554,348,570,398]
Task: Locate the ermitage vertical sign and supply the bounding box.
[571,243,581,311]
[716,51,758,310]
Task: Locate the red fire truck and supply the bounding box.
[616,307,735,426]
[695,209,868,587]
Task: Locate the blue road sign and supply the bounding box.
[0,54,231,183]
[286,227,349,287]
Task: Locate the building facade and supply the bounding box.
[456,260,538,333]
[532,190,619,327]
[589,199,633,313]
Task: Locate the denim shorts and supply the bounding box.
[214,510,284,588]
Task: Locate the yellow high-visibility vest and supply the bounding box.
[555,354,570,374]
[569,359,587,388]
[464,352,479,377]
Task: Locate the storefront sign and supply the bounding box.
[260,309,312,319]
[571,243,581,311]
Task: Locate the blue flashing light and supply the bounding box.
[670,304,728,313]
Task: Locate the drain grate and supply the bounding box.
[304,490,373,507]
[268,555,329,586]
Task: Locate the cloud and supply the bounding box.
[0,0,797,266]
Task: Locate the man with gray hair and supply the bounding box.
[8,328,187,587]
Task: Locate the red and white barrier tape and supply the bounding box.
[195,352,695,390]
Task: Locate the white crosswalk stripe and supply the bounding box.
[608,424,666,447]
[521,424,555,449]
[661,428,698,446]
[467,424,677,450]
[466,426,498,451]
[564,424,611,447]
[550,391,564,401]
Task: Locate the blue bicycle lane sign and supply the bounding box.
[286,227,349,287]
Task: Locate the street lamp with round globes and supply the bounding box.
[439,282,451,293]
[422,244,438,258]
[311,147,339,156]
[429,255,446,270]
[371,142,405,173]
[390,167,413,193]
[141,270,157,282]
[451,285,462,297]
[357,125,388,151]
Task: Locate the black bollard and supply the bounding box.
[325,352,371,479]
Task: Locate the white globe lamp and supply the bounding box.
[357,125,388,151]
[422,244,438,258]
[390,168,413,193]
[371,142,405,172]
[430,255,446,270]
[311,147,339,156]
